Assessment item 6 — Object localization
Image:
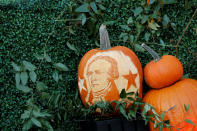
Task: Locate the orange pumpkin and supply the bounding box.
[143,79,197,131]
[142,44,183,89]
[78,24,143,106]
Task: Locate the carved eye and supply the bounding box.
[86,71,93,76]
[95,70,101,74]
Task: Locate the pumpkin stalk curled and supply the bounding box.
[141,43,160,62]
[99,24,111,50]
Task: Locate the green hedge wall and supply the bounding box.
[0,0,196,130]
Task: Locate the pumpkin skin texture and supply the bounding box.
[143,79,197,131]
[144,55,183,89]
[78,46,143,106]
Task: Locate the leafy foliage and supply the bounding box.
[0,0,197,130]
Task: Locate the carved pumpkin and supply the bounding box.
[143,79,197,131]
[78,25,143,106]
[141,44,183,89]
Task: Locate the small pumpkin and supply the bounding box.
[78,24,143,106]
[141,44,183,89]
[143,79,197,131]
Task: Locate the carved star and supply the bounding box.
[123,70,137,91]
[78,77,86,92]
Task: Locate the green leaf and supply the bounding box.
[141,15,149,24]
[145,32,150,42]
[136,22,144,36]
[42,112,52,117]
[154,3,161,11]
[21,110,30,119]
[182,74,190,78]
[98,4,106,10]
[16,84,32,93]
[127,97,135,102]
[81,13,86,25]
[149,0,156,5]
[31,117,42,127]
[119,105,128,119]
[163,0,177,4]
[170,23,176,30]
[128,110,136,118]
[75,3,89,13]
[152,109,159,117]
[185,119,195,125]
[33,111,43,118]
[127,17,133,24]
[126,92,135,96]
[103,21,116,26]
[119,33,127,39]
[123,35,129,42]
[120,89,127,99]
[45,54,51,62]
[162,15,170,26]
[41,92,50,100]
[144,104,151,112]
[29,71,37,83]
[134,7,143,16]
[67,42,77,52]
[148,21,160,30]
[120,25,131,31]
[54,93,60,107]
[158,122,163,131]
[34,54,44,60]
[11,62,21,72]
[40,120,53,131]
[90,2,98,14]
[15,73,20,85]
[146,114,155,119]
[33,110,51,118]
[168,105,176,111]
[68,26,75,35]
[36,82,47,91]
[129,35,134,42]
[145,119,149,125]
[22,120,33,131]
[54,63,69,71]
[160,112,165,120]
[52,71,59,82]
[23,61,36,71]
[154,119,158,129]
[134,44,145,52]
[134,101,144,105]
[184,104,190,112]
[20,72,28,85]
[160,39,165,45]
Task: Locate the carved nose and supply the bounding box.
[90,73,97,81]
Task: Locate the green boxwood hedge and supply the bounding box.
[0,0,196,130]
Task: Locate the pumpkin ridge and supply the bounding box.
[143,79,197,131]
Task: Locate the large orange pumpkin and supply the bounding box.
[141,44,183,89]
[143,79,197,131]
[78,24,143,106]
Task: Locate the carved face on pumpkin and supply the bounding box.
[85,56,119,101]
[86,56,119,93]
[78,48,143,106]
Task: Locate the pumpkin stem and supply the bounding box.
[99,24,111,50]
[141,43,160,62]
